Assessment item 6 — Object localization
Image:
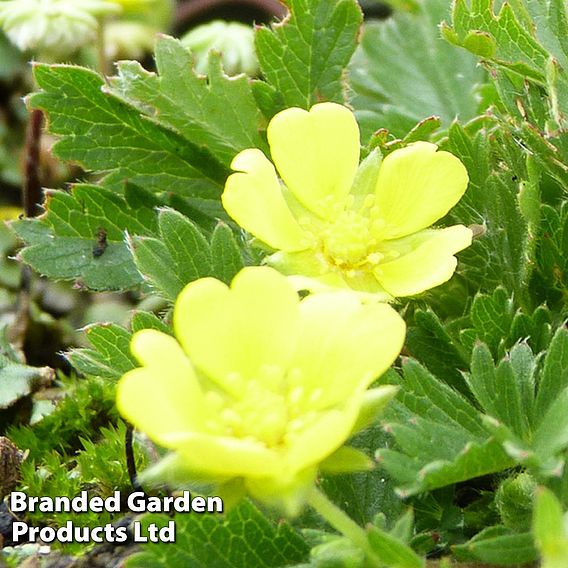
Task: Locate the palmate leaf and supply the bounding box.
[377,359,514,496]
[254,0,362,115]
[28,63,227,210]
[131,209,244,301]
[126,501,309,568]
[11,183,158,291]
[350,0,485,141]
[109,36,266,168]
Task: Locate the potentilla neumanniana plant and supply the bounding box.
[222,103,472,300]
[116,267,405,513]
[0,0,121,55]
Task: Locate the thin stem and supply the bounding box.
[306,486,381,566]
[96,18,108,76]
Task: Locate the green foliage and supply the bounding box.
[7,375,117,460]
[126,500,310,568]
[12,183,158,290]
[255,0,362,114]
[109,36,267,167]
[350,0,485,141]
[28,63,227,222]
[132,211,245,300]
[533,487,568,568]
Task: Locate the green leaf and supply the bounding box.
[12,183,159,291]
[126,501,309,568]
[533,487,568,568]
[131,311,172,336]
[453,528,538,566]
[405,309,469,395]
[109,37,266,167]
[0,354,54,409]
[367,525,424,568]
[66,323,135,380]
[255,0,362,112]
[131,209,214,300]
[132,210,245,300]
[532,387,568,461]
[350,0,484,140]
[378,360,513,496]
[444,125,534,302]
[28,63,227,215]
[210,223,245,284]
[466,342,530,439]
[535,326,568,416]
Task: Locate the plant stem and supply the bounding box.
[97,18,108,76]
[306,486,381,566]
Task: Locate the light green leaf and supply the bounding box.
[367,525,424,568]
[454,528,538,566]
[66,323,135,380]
[0,354,54,409]
[255,0,362,112]
[533,487,568,568]
[109,36,266,167]
[535,326,568,416]
[350,0,484,140]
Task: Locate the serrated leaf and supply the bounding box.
[125,501,309,568]
[405,310,469,395]
[67,324,135,379]
[255,0,362,112]
[12,183,158,291]
[378,360,513,495]
[533,387,568,461]
[109,36,266,167]
[131,312,172,336]
[210,223,245,284]
[29,63,227,217]
[350,0,484,140]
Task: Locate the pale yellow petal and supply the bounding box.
[171,433,281,477]
[292,293,405,409]
[174,267,299,393]
[374,142,469,239]
[223,149,309,251]
[116,366,203,448]
[267,103,360,219]
[375,225,473,296]
[286,408,358,473]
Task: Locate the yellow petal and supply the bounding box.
[116,361,204,448]
[267,103,360,219]
[223,149,309,251]
[374,142,469,239]
[286,408,359,473]
[174,267,299,393]
[171,433,281,477]
[375,225,473,296]
[292,293,406,409]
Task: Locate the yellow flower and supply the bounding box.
[117,267,405,512]
[222,103,472,300]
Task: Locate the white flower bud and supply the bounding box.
[181,20,259,76]
[0,0,121,55]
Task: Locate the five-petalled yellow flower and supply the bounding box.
[223,103,472,300]
[117,267,405,512]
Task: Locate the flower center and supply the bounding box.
[208,366,322,448]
